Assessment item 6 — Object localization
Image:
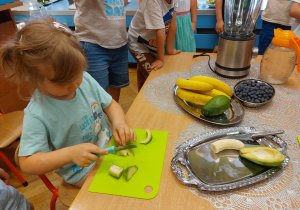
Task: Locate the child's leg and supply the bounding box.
[130,52,156,91]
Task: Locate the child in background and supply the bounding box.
[174,0,197,52]
[213,0,224,53]
[0,18,136,187]
[215,0,224,34]
[73,0,129,102]
[258,0,292,55]
[290,0,300,37]
[0,168,34,210]
[128,0,181,90]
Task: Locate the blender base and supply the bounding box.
[214,62,250,78]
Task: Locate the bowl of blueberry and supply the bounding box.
[233,79,275,108]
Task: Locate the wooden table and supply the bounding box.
[70,52,300,210]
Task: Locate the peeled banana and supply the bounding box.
[210,139,244,153]
[176,78,213,91]
[177,88,212,105]
[189,76,233,96]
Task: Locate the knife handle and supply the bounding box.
[94,146,115,157]
[73,146,115,171]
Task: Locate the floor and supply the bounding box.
[0,67,138,210]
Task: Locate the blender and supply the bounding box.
[215,0,263,78]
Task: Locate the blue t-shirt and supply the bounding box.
[19,72,112,184]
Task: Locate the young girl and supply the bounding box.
[0,18,136,187]
[174,0,197,52]
[128,0,181,90]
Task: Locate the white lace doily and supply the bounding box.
[142,59,300,209]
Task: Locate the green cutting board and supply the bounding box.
[88,129,168,199]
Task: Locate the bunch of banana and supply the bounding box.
[175,76,233,105]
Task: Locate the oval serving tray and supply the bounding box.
[174,85,244,125]
[171,127,289,191]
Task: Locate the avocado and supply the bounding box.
[239,146,285,167]
[201,95,231,117]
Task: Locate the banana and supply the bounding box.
[189,76,233,96]
[192,89,231,99]
[176,78,213,91]
[210,139,244,153]
[177,88,212,105]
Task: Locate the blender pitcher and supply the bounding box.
[215,0,263,78]
[260,29,300,84]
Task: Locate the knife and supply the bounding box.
[94,144,137,157]
[73,144,137,171]
[226,130,284,146]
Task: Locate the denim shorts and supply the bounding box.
[80,42,129,92]
[258,21,291,55]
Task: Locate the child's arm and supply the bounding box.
[166,11,181,55]
[150,29,165,70]
[290,2,300,19]
[104,99,137,146]
[215,0,224,33]
[191,0,197,32]
[19,143,108,175]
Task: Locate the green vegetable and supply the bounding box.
[140,129,152,144]
[201,95,231,117]
[108,164,123,179]
[123,165,138,181]
[115,149,135,157]
[239,146,285,167]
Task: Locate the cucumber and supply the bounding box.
[115,149,135,157]
[108,164,123,179]
[140,129,152,144]
[123,165,138,181]
[201,95,231,117]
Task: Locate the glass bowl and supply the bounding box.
[233,79,275,108]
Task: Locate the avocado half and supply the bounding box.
[239,146,284,167]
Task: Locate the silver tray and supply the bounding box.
[171,127,289,191]
[174,85,244,125]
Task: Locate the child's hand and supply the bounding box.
[0,168,9,184]
[113,123,137,146]
[166,49,181,55]
[70,143,108,167]
[192,22,197,33]
[215,20,224,34]
[150,60,164,71]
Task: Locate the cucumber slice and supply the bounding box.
[140,129,152,144]
[115,149,135,157]
[123,165,138,181]
[108,164,123,179]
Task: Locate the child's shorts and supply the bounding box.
[80,42,129,92]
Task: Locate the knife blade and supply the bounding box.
[95,144,137,157]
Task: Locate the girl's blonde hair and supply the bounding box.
[0,17,87,94]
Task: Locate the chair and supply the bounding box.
[0,110,28,186]
[14,144,80,210]
[39,174,81,210]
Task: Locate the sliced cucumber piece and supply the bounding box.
[123,165,138,181]
[108,164,123,179]
[140,129,152,144]
[115,149,135,157]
